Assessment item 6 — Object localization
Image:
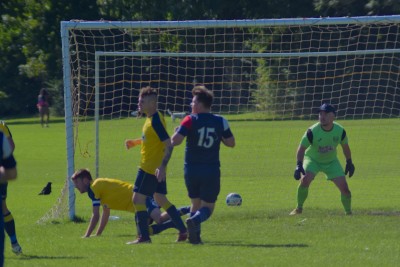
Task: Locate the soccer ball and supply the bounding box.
[226,193,242,206]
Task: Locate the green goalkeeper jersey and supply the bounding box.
[300,122,348,164]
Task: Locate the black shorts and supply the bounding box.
[0,183,8,200]
[184,164,220,203]
[134,169,167,197]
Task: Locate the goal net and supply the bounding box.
[53,16,399,220]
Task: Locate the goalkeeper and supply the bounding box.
[290,103,355,216]
[71,169,190,238]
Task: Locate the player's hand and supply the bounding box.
[155,166,166,182]
[125,139,141,150]
[345,159,355,177]
[294,161,305,180]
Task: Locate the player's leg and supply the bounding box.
[39,108,44,127]
[186,165,219,244]
[128,169,156,244]
[0,214,4,267]
[290,172,316,215]
[327,160,351,215]
[45,107,50,127]
[154,191,187,242]
[331,176,351,215]
[2,201,21,255]
[0,183,21,254]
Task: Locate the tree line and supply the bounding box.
[0,0,399,116]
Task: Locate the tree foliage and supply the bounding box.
[0,0,399,116]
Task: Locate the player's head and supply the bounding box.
[318,103,336,127]
[71,169,92,193]
[191,85,213,113]
[40,88,48,96]
[138,86,158,115]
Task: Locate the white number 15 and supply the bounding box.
[197,127,215,148]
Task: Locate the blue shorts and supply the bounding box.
[146,197,159,214]
[184,164,220,203]
[134,169,167,197]
[0,183,8,200]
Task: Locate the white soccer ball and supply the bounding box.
[226,193,242,206]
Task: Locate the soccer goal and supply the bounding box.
[52,16,400,221]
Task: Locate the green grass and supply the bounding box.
[3,116,400,266]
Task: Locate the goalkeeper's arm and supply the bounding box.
[294,145,307,180]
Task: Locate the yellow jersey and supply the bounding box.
[0,121,12,138]
[140,111,169,174]
[89,178,134,212]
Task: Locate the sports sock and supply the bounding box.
[150,220,176,235]
[135,204,150,239]
[178,206,191,216]
[190,207,211,224]
[297,185,309,209]
[163,204,187,233]
[341,193,352,214]
[3,212,17,244]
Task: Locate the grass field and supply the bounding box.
[3,116,400,266]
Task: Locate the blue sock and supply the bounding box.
[150,220,176,235]
[178,206,191,216]
[166,205,187,233]
[191,207,211,224]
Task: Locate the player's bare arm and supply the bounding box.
[171,132,185,146]
[155,138,174,182]
[296,145,307,162]
[96,206,110,236]
[83,205,100,238]
[0,166,17,183]
[222,136,235,147]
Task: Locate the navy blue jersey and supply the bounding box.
[177,113,233,165]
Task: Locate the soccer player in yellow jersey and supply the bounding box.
[1,122,18,265]
[290,104,355,216]
[71,169,190,238]
[125,86,187,244]
[0,121,22,255]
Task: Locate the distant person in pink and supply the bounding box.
[37,88,50,127]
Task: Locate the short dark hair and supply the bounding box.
[139,86,158,98]
[192,85,213,109]
[71,169,92,181]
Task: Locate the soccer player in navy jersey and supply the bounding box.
[125,86,187,244]
[1,125,18,266]
[0,122,22,255]
[168,85,235,244]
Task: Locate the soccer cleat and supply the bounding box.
[345,211,352,215]
[186,218,201,244]
[176,231,188,242]
[289,208,303,215]
[12,243,22,255]
[126,236,151,245]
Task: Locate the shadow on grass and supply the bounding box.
[207,241,308,248]
[9,254,84,260]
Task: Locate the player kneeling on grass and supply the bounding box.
[290,103,355,216]
[71,169,190,238]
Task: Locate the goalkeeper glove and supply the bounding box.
[345,159,355,177]
[294,161,305,180]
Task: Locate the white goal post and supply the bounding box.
[58,16,400,220]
